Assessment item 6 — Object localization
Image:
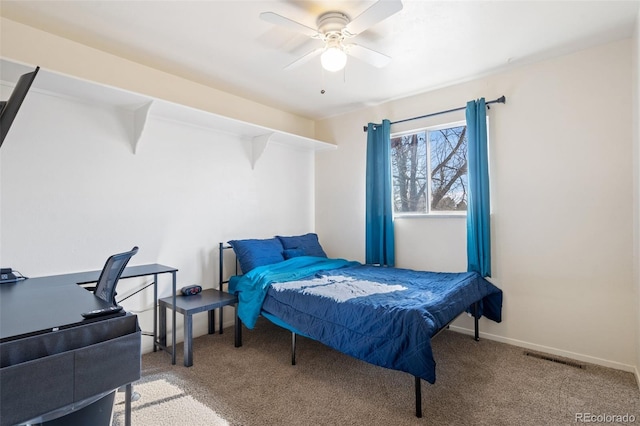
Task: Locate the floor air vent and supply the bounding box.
[524,351,585,369]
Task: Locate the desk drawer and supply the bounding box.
[0,351,75,426]
[0,315,141,426]
[75,329,141,401]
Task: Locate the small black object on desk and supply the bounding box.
[181,284,202,296]
[0,267,27,284]
[81,305,124,319]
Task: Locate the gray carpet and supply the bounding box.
[114,318,639,425]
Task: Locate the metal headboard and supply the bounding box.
[218,242,238,292]
[218,242,239,335]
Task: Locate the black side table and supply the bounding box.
[158,289,238,367]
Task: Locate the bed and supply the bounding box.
[220,234,502,417]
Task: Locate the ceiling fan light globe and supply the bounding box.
[321,47,347,72]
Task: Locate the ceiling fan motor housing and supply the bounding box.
[317,12,350,36]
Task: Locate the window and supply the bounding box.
[391,121,468,215]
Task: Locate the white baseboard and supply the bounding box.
[449,325,637,374]
[635,366,640,391]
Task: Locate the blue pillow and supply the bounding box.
[283,248,305,259]
[228,238,285,273]
[277,233,327,258]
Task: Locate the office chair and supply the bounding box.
[94,246,139,306]
[93,246,142,404]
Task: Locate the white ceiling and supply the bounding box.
[1,1,638,120]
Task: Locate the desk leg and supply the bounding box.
[219,304,224,335]
[208,309,215,335]
[125,383,132,426]
[184,314,193,367]
[159,303,167,348]
[153,273,158,352]
[171,271,177,365]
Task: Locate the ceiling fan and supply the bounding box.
[260,0,403,72]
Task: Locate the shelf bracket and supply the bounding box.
[251,133,273,169]
[132,101,154,154]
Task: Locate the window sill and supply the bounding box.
[394,213,467,219]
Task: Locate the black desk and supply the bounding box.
[0,263,178,426]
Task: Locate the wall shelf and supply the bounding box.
[0,58,335,164]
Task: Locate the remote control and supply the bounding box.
[81,305,123,319]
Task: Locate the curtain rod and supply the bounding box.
[362,95,506,132]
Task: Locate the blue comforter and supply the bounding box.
[229,256,502,383]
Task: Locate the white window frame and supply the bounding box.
[391,120,468,218]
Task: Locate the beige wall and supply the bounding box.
[316,39,636,371]
[0,17,315,139]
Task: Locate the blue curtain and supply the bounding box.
[466,98,491,277]
[365,119,395,266]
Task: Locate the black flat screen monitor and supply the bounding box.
[0,66,39,148]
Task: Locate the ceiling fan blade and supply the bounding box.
[284,48,323,70]
[260,12,319,38]
[346,43,391,68]
[345,0,403,36]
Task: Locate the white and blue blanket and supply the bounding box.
[229,256,502,383]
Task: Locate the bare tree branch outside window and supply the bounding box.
[391,123,467,214]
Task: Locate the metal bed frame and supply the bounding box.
[218,242,480,418]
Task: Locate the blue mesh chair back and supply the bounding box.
[94,246,139,305]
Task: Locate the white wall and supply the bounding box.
[0,88,317,352]
[316,39,635,371]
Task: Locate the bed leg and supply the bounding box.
[415,376,422,418]
[473,301,480,341]
[291,332,296,366]
[234,313,243,348]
